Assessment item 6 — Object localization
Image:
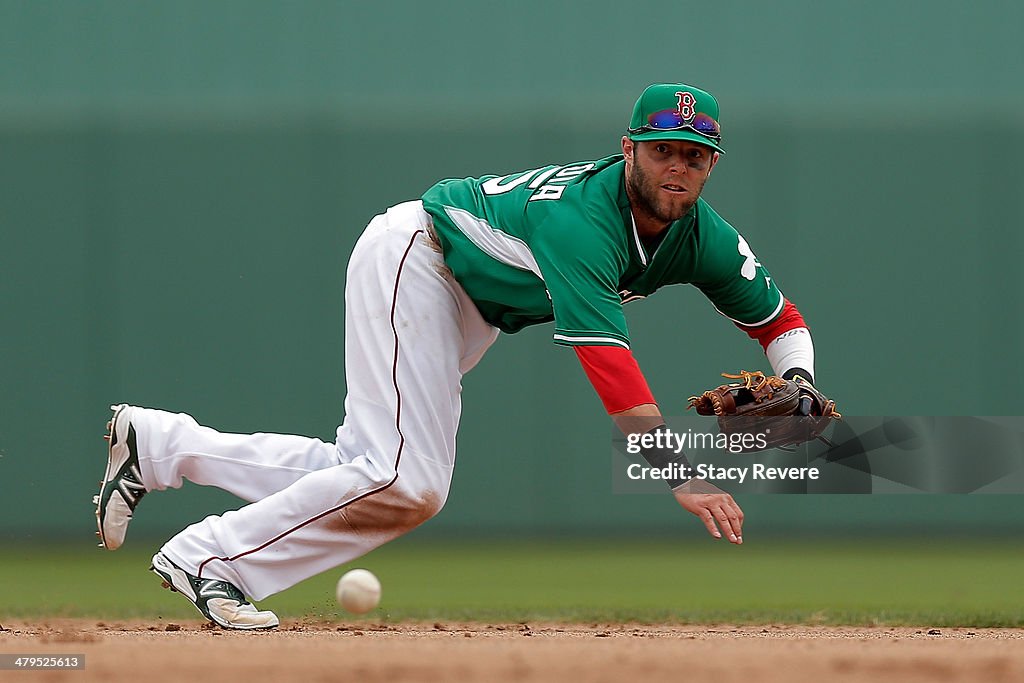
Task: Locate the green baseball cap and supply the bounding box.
[627,83,725,153]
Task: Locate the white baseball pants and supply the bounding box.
[131,201,499,600]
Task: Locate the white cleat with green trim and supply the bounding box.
[94,404,148,550]
[150,552,280,630]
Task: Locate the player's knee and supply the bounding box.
[340,480,447,538]
[390,480,447,527]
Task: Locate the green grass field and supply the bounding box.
[2,537,1020,627]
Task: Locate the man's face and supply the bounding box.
[622,138,719,225]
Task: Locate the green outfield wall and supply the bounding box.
[2,1,1023,539]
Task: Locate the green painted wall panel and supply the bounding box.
[2,1,1021,538]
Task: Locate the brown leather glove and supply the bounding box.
[687,370,840,452]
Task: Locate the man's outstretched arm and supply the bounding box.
[574,345,744,544]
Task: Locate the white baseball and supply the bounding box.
[335,568,382,614]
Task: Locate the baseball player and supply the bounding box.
[94,83,820,629]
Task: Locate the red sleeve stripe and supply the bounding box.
[737,299,808,351]
[573,345,656,414]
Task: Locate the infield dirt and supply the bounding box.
[3,619,1024,683]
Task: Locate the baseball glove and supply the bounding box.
[687,370,840,451]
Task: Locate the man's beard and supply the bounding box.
[626,160,703,225]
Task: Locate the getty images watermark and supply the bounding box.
[623,426,821,486]
[613,416,1024,494]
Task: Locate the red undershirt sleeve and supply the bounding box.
[573,345,656,414]
[736,298,807,350]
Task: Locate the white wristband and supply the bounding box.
[765,327,815,380]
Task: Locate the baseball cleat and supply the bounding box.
[150,552,280,630]
[94,404,148,550]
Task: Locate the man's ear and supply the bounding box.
[621,136,635,161]
[709,151,721,175]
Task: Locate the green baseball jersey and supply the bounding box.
[420,155,783,348]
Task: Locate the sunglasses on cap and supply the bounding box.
[628,109,721,143]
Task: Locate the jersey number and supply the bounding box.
[481,163,595,201]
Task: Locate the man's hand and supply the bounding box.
[673,478,744,544]
[610,405,744,544]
